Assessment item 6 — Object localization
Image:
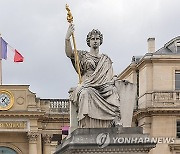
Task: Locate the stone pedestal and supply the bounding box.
[55,127,156,154]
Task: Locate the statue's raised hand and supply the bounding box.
[66,24,75,40]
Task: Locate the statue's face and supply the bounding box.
[90,34,100,49]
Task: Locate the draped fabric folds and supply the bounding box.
[70,51,121,128]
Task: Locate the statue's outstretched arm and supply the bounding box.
[65,24,74,58]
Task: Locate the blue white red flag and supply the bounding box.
[0,37,8,60]
[0,37,24,62]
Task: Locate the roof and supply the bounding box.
[132,56,143,63]
[154,47,174,55]
[164,36,180,48]
[119,36,180,79]
[154,36,180,55]
[130,36,180,66]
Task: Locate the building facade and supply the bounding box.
[119,36,180,154]
[3,37,180,154]
[0,85,69,154]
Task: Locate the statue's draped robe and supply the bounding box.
[70,51,120,128]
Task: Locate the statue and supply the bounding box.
[65,5,136,129]
[65,24,123,128]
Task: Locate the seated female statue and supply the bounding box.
[65,24,121,128]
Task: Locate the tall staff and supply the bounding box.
[66,4,82,84]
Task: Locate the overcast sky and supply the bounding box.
[0,0,180,98]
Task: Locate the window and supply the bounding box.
[175,72,180,90]
[0,147,17,154]
[176,41,180,52]
[177,121,180,138]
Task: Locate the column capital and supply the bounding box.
[42,134,53,144]
[27,131,39,142]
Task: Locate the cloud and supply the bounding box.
[1,0,180,98]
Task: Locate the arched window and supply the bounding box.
[0,146,17,154]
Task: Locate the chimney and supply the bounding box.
[147,38,155,53]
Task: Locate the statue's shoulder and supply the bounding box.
[101,53,108,58]
[101,53,112,63]
[77,50,88,61]
[78,50,88,56]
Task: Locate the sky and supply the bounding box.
[0,0,180,99]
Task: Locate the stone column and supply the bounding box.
[27,131,39,154]
[51,141,58,154]
[42,134,53,154]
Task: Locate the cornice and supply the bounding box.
[0,85,30,88]
[41,114,70,121]
[118,63,137,79]
[0,111,70,121]
[61,146,155,153]
[0,111,45,117]
[118,54,180,79]
[133,107,180,120]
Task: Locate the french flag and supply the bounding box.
[0,37,24,62]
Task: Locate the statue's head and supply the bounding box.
[86,29,103,48]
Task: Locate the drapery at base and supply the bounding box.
[78,115,112,128]
[69,79,136,132]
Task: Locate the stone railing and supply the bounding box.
[138,91,180,108]
[40,99,70,114]
[152,91,174,102]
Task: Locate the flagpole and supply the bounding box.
[0,33,2,85]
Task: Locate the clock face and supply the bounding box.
[0,90,14,110]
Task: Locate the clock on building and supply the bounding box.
[0,90,14,110]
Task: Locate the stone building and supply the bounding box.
[0,85,70,154]
[118,36,180,154]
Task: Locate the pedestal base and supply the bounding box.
[55,127,156,154]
